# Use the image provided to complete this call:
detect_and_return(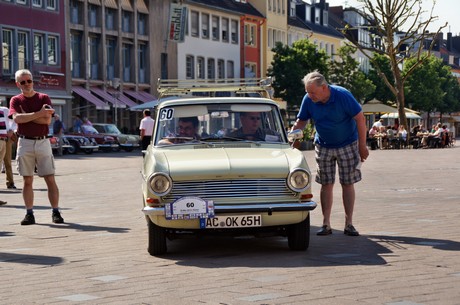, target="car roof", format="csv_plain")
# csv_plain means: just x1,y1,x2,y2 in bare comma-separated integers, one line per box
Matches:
157,97,278,108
